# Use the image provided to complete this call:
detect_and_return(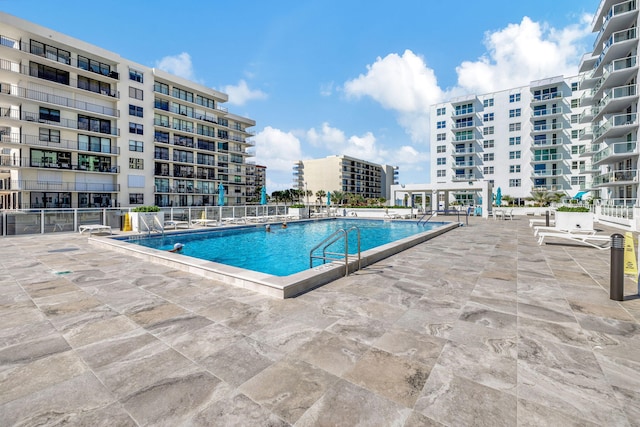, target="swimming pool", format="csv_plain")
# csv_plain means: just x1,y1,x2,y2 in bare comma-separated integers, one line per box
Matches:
93,218,458,298
125,219,447,276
